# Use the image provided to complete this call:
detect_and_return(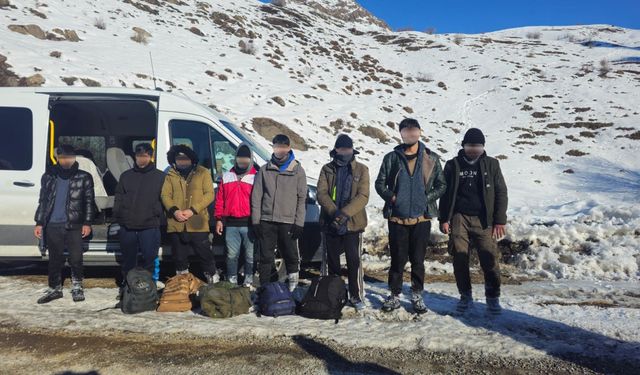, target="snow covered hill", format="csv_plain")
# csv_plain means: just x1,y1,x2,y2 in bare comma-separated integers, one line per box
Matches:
1,0,639,280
